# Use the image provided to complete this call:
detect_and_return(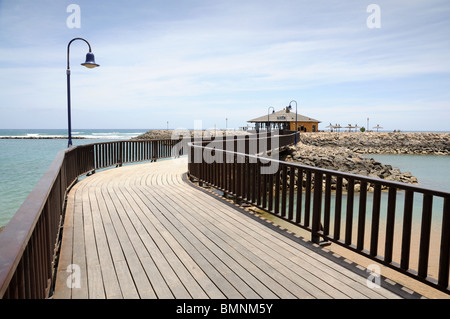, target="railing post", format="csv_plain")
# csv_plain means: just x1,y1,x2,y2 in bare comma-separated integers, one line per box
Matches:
370,184,381,257
357,181,368,251
438,197,450,289
295,168,303,224
401,190,414,270
384,187,397,264
311,172,323,244
345,178,355,245
418,194,433,278
118,141,123,167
